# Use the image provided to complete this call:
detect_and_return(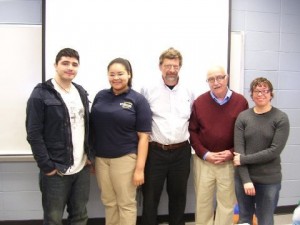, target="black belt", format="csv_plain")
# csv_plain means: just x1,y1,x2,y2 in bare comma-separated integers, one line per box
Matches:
150,141,189,150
